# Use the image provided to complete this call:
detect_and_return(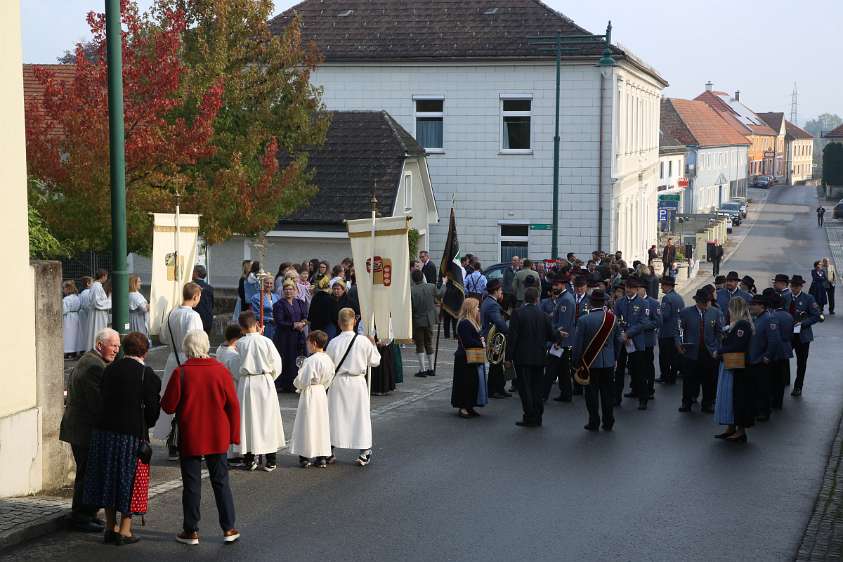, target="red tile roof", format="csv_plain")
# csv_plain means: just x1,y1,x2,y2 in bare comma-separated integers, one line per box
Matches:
823,123,843,139
23,64,76,139
695,90,777,137
661,98,750,148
